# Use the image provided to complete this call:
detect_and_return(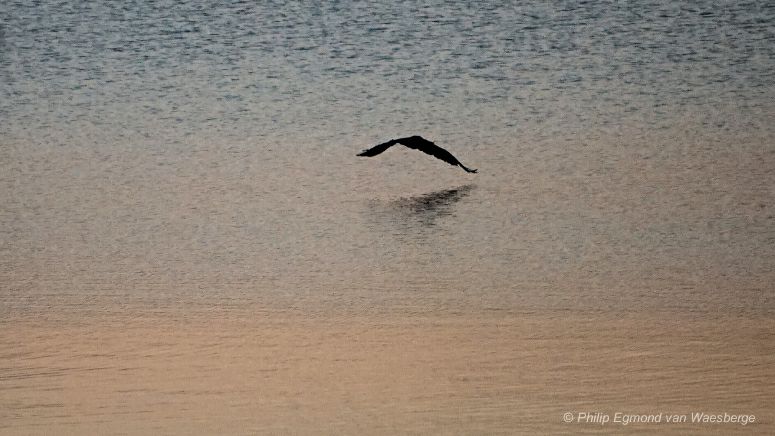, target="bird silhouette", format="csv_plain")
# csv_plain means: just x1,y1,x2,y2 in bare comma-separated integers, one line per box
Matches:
357,135,477,173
